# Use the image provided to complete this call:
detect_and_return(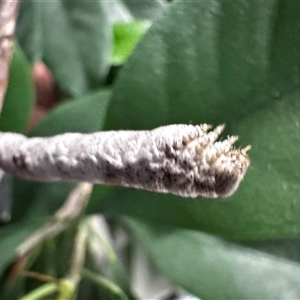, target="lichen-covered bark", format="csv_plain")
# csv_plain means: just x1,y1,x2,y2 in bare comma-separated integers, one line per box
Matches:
0,124,250,198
